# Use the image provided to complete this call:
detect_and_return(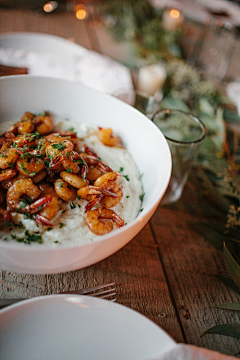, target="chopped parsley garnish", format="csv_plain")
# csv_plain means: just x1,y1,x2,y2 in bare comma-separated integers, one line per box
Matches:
70,202,76,209
11,142,18,148
20,200,27,208
26,196,33,204
119,167,124,172
80,158,87,166
59,223,65,228
77,195,81,200
11,230,42,244
13,221,25,229
29,131,40,140
140,208,144,212
23,211,34,220
51,142,66,151
29,171,36,177
24,231,42,244
20,163,29,173
126,196,129,198
139,193,145,202
66,168,73,173
47,227,53,231
123,174,130,181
